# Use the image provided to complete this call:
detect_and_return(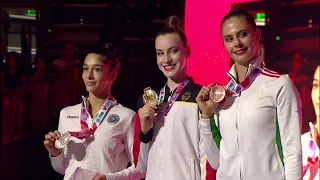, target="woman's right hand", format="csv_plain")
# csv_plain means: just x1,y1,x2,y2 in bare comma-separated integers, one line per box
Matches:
138,103,158,134
44,130,62,157
196,85,216,119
